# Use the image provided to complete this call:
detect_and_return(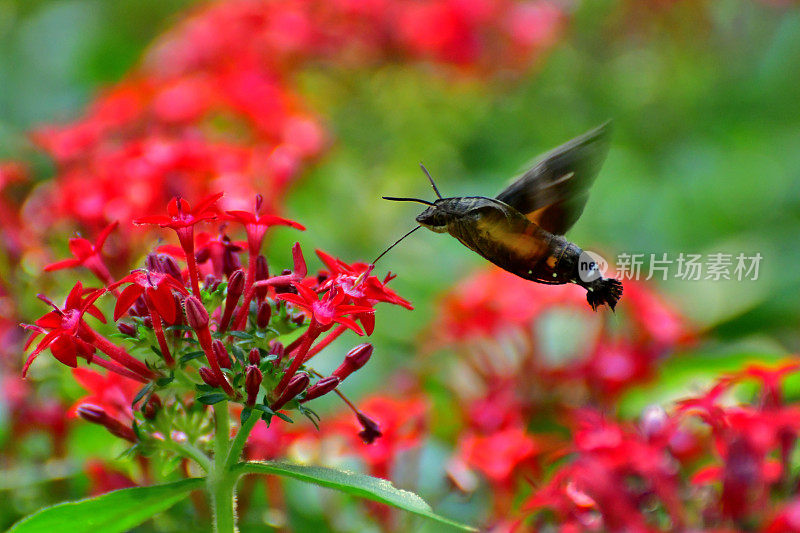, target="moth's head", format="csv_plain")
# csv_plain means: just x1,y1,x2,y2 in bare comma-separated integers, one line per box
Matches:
384,163,450,232
415,202,449,233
